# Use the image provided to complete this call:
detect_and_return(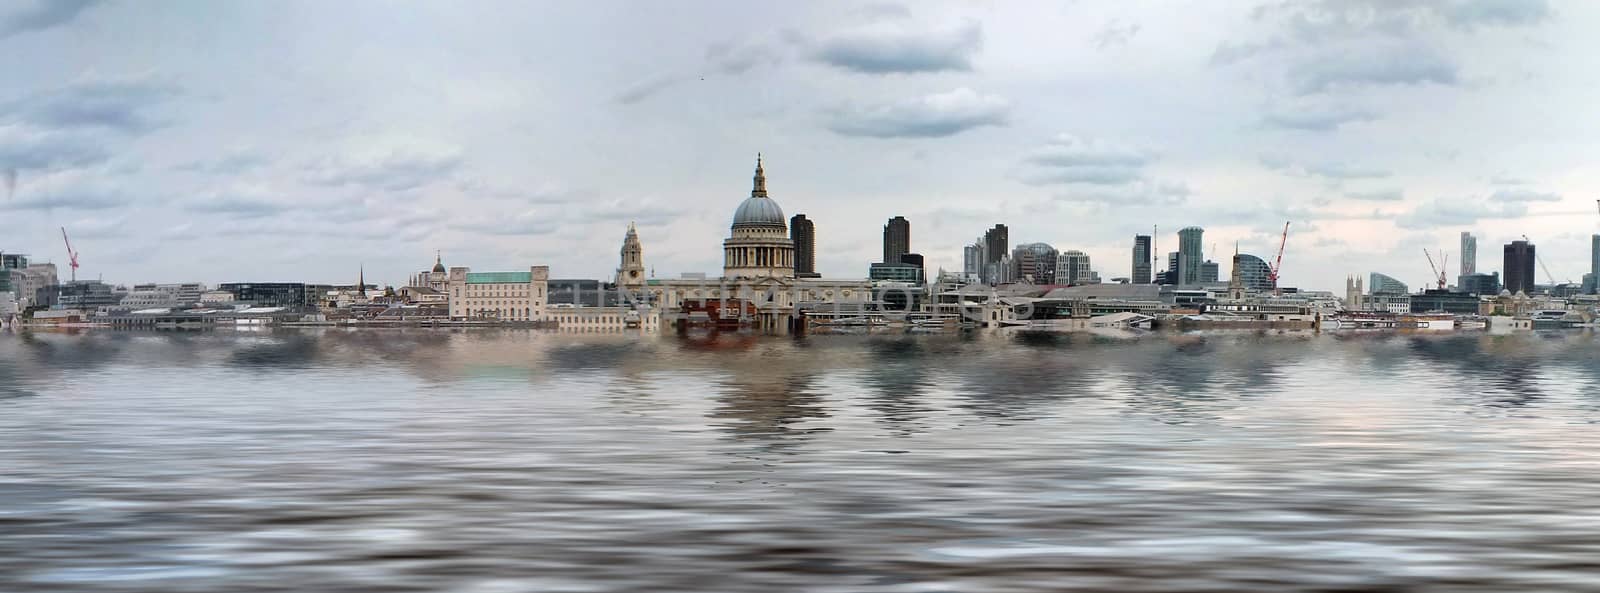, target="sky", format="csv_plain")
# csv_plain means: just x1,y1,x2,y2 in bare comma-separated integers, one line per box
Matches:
2,0,1597,292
